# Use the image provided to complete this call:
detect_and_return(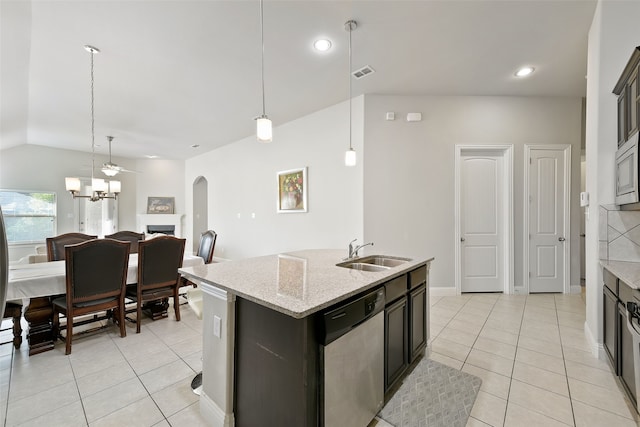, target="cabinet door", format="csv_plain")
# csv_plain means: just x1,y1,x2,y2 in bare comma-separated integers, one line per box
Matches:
385,297,408,392
409,284,427,362
603,285,618,373
629,74,638,140
618,303,637,403
619,91,627,147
